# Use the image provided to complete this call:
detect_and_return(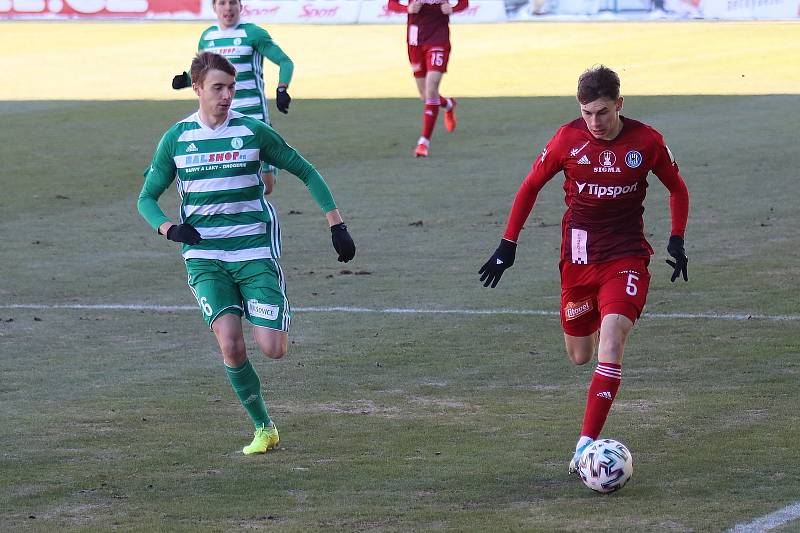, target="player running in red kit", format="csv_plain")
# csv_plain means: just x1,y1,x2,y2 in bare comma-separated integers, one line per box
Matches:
387,0,469,157
478,65,690,474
